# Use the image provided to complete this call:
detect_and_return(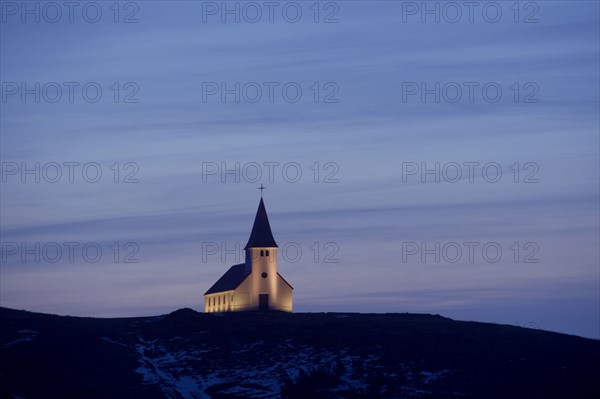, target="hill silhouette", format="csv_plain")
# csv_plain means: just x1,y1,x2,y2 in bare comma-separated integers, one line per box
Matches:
1,307,598,398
